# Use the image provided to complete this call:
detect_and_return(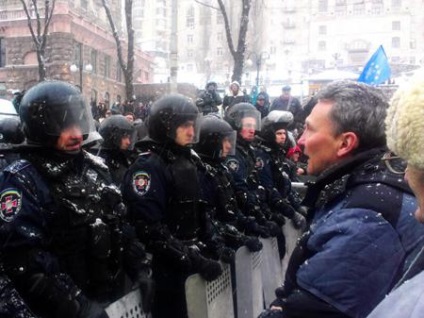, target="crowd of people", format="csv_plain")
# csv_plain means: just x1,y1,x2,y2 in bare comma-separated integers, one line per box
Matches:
0,76,424,318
